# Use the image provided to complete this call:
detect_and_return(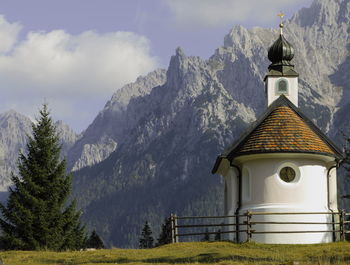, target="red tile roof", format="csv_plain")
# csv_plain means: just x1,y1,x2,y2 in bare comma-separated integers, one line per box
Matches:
234,105,335,156
212,94,343,174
